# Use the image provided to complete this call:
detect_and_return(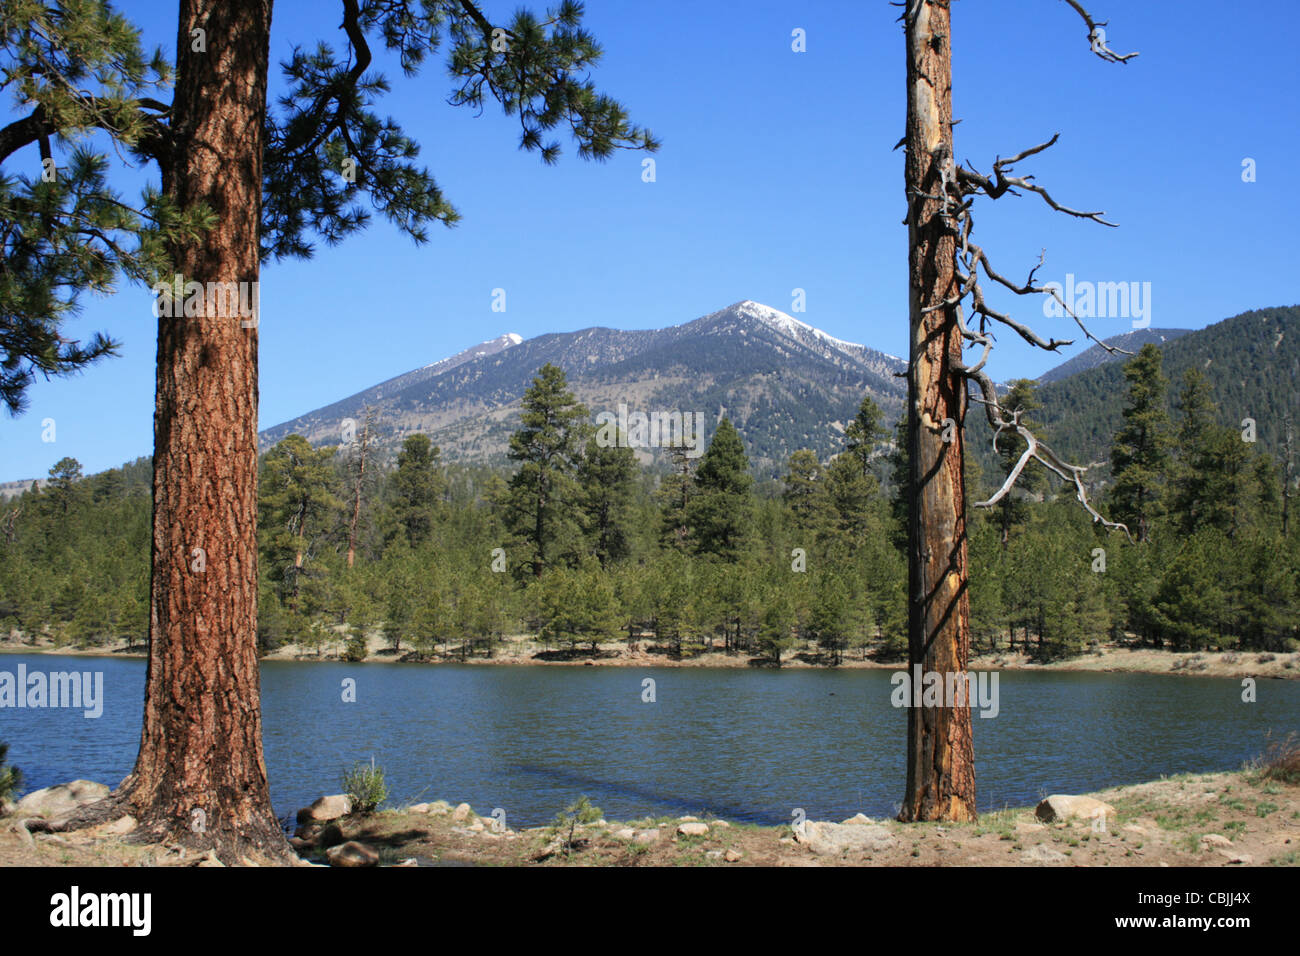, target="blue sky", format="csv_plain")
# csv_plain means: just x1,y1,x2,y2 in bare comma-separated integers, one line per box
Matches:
3,0,1297,481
